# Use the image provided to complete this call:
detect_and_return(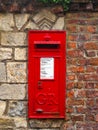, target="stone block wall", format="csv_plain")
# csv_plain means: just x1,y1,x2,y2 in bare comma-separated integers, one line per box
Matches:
0,10,98,130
